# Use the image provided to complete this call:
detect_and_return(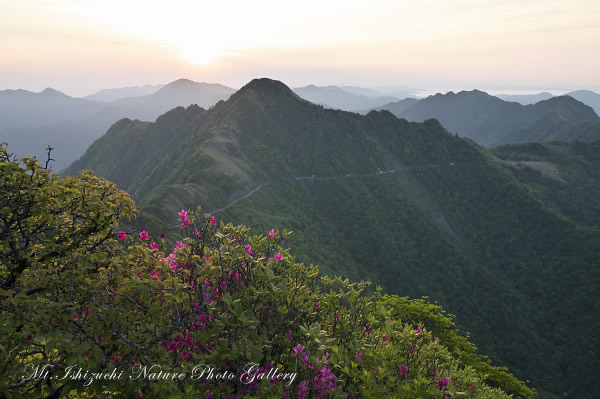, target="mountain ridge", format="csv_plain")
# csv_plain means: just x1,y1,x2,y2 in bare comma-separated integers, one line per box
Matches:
1,79,235,170
84,83,164,101
375,90,600,146
293,84,405,111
